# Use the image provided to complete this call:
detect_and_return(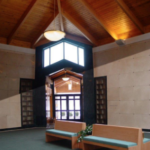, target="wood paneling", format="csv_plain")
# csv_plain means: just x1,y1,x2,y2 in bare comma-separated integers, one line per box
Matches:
78,0,118,40
54,76,80,87
86,0,142,39
62,0,112,40
116,0,144,33
31,13,58,47
7,0,38,44
0,0,33,38
50,69,83,80
0,0,150,48
13,0,55,42
125,0,150,26
62,10,98,45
